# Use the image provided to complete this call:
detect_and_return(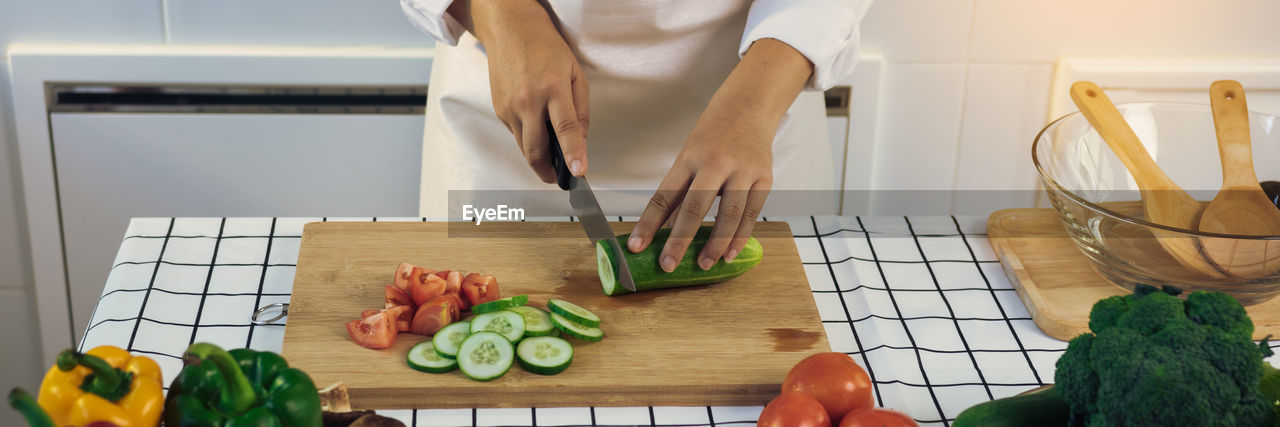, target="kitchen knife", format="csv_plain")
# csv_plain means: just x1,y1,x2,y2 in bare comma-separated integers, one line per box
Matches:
547,121,637,292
